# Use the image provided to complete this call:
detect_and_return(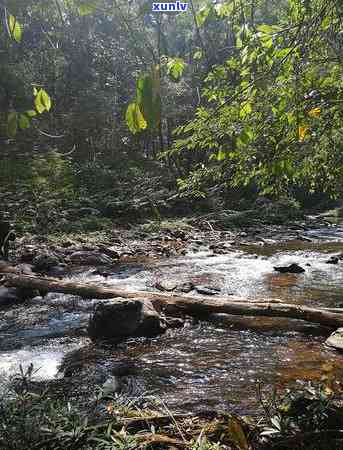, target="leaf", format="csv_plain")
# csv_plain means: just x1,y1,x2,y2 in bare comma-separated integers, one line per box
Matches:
136,72,161,129
7,112,18,138
19,114,30,130
8,15,22,43
77,1,99,16
193,50,203,60
26,110,37,118
216,149,226,161
257,24,280,34
308,107,321,118
196,6,210,26
167,58,186,82
215,2,234,17
35,89,52,114
299,125,310,142
240,102,252,119
227,417,249,450
126,102,147,134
